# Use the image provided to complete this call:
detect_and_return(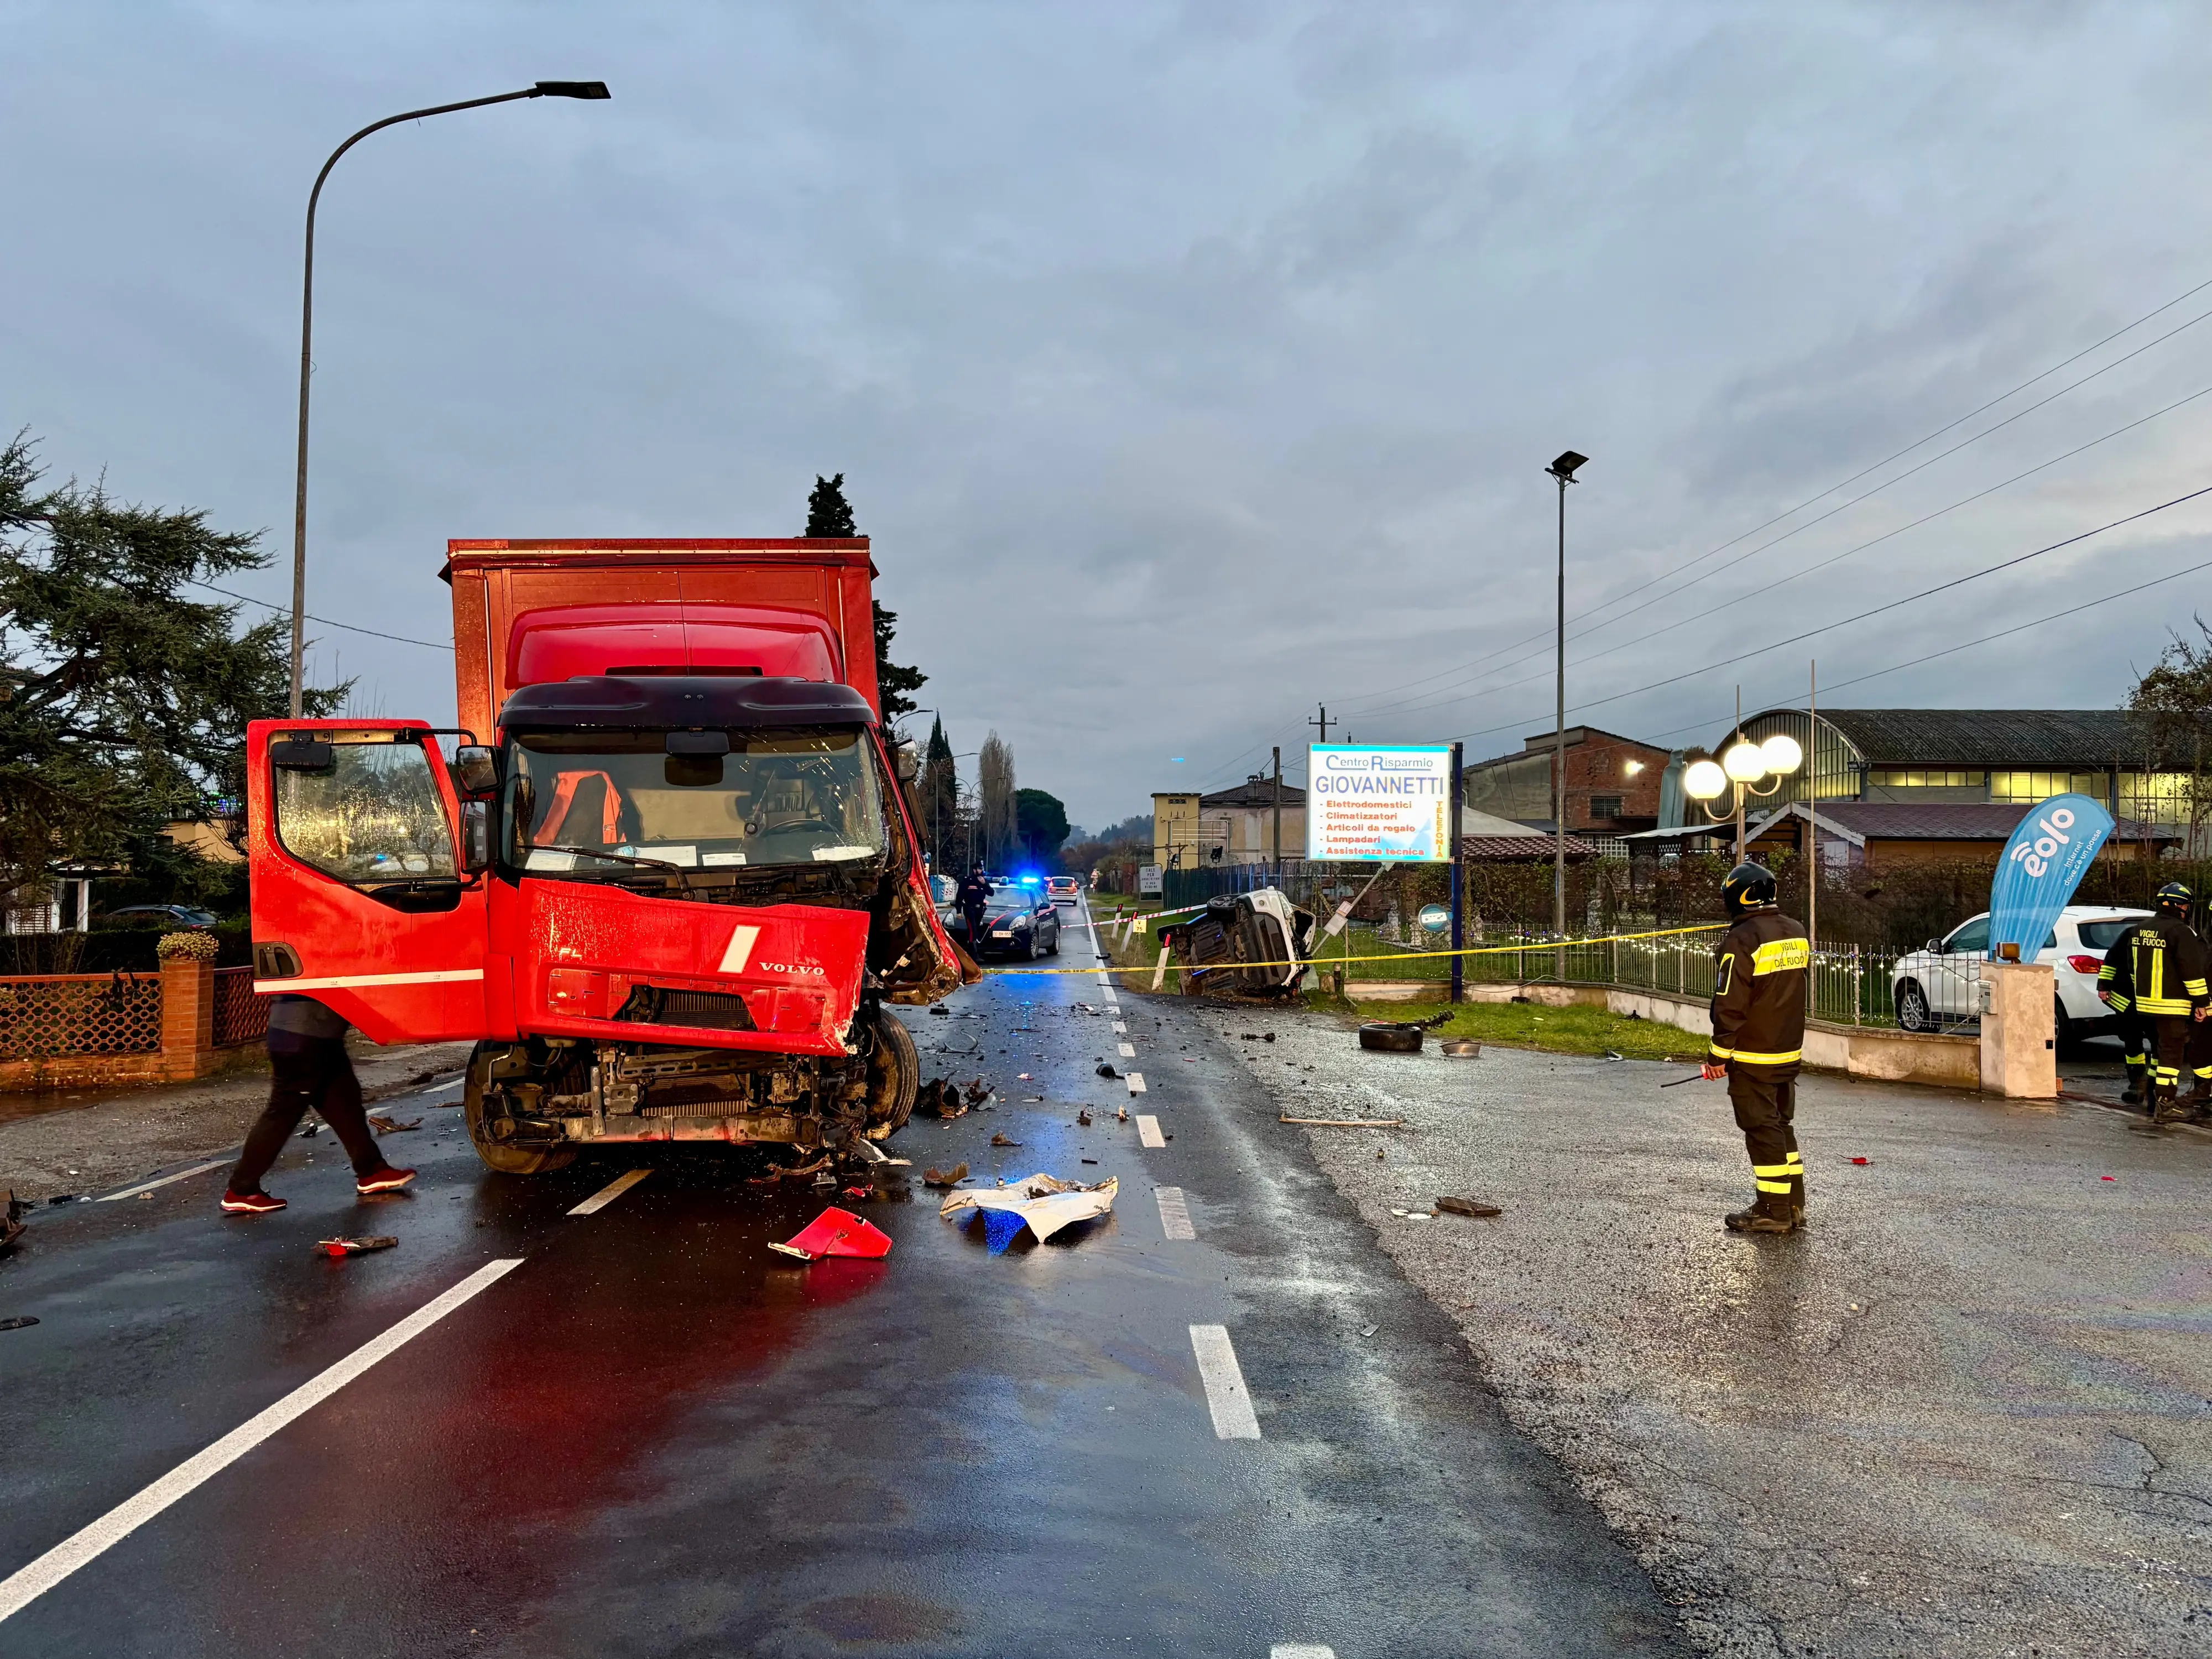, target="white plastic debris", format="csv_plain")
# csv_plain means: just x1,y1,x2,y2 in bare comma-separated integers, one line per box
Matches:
938,1171,1118,1244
